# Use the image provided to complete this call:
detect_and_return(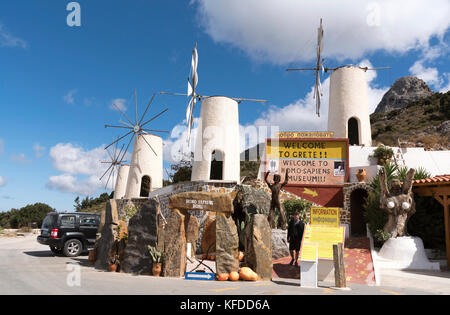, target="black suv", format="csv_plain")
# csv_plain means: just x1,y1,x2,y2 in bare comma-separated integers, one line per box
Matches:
37,212,100,257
